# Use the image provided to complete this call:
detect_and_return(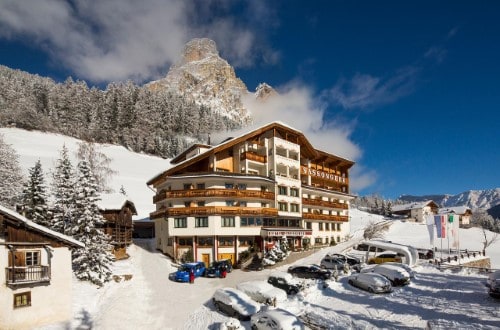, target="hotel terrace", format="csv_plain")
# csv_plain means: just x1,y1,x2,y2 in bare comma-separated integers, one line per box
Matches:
147,122,355,266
